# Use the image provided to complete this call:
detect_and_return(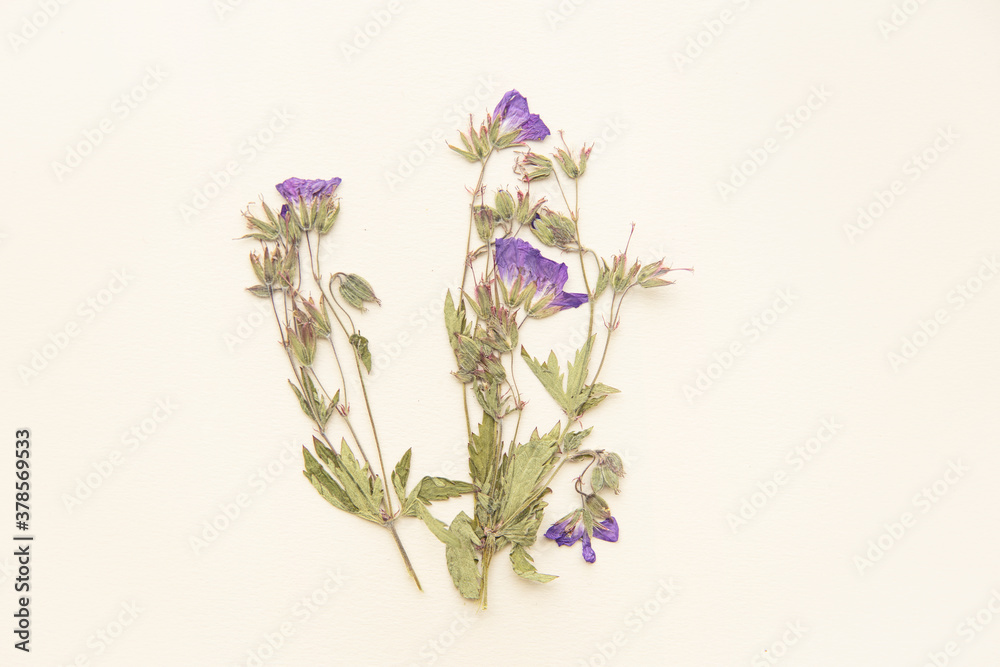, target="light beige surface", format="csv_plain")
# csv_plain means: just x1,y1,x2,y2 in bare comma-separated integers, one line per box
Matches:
4,1,1000,665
